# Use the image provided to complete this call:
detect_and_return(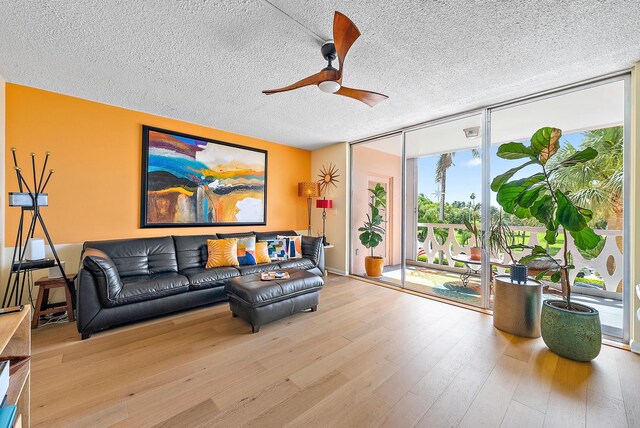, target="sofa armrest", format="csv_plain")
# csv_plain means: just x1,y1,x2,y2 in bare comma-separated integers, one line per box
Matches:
81,248,124,307
76,269,103,336
302,236,324,274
